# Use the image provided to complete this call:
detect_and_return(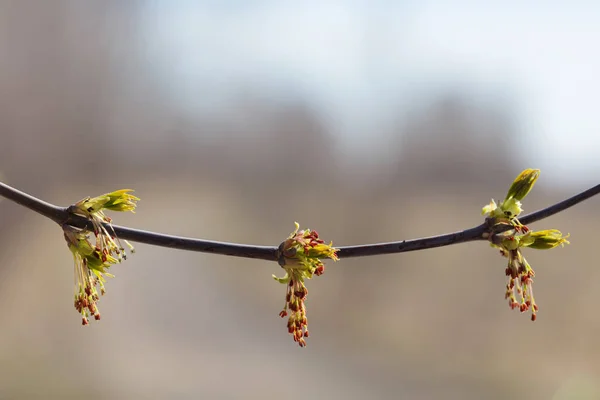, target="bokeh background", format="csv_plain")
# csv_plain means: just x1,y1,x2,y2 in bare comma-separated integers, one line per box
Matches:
1,1,600,399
